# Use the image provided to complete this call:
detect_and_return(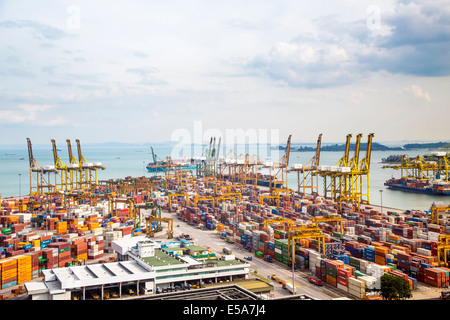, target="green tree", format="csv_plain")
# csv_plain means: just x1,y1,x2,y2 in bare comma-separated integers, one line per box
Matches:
380,274,412,300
